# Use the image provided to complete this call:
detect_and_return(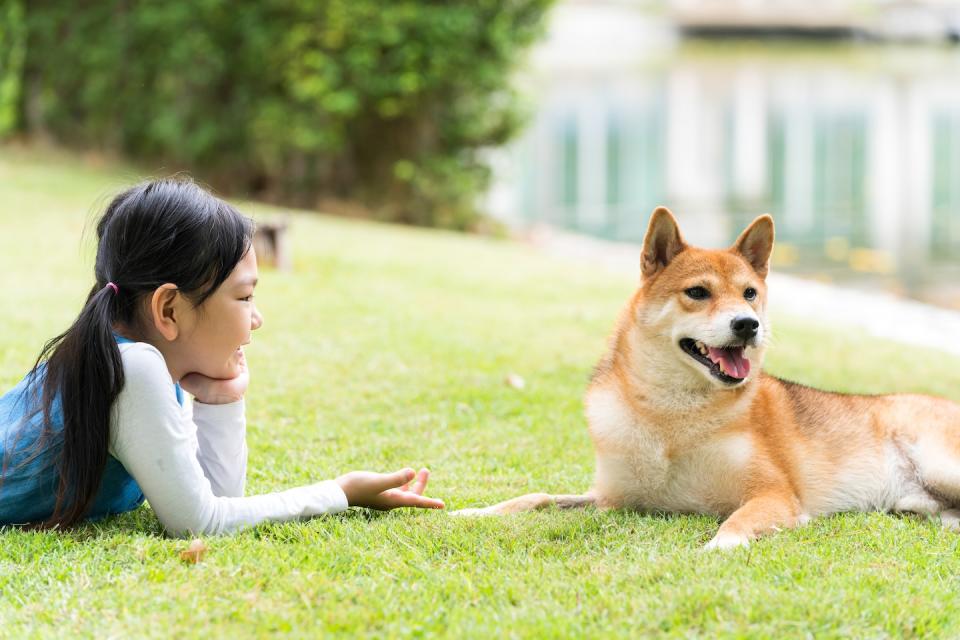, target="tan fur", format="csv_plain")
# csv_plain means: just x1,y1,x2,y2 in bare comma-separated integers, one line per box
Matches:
454,207,960,550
